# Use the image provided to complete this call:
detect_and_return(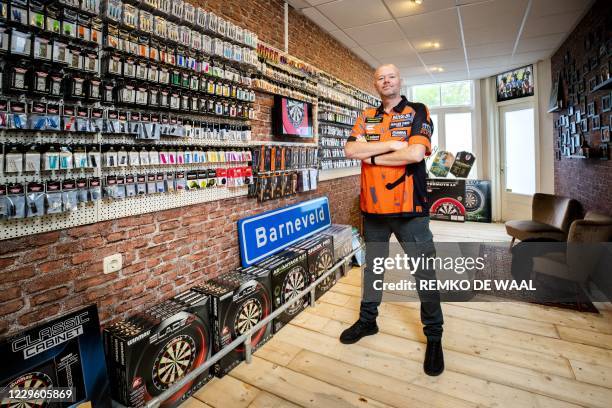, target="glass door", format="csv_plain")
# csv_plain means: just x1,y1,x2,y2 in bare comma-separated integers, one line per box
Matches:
499,104,536,221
